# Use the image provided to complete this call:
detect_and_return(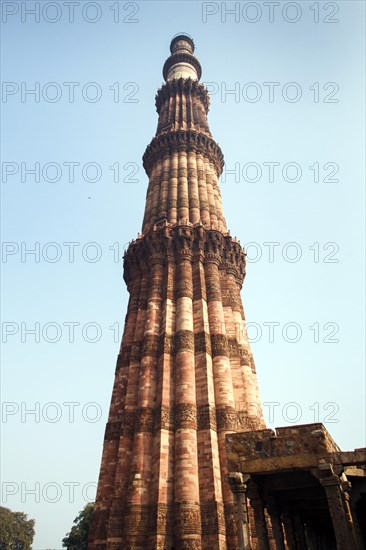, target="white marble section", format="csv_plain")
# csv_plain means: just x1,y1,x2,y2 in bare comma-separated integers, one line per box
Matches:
167,62,198,81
